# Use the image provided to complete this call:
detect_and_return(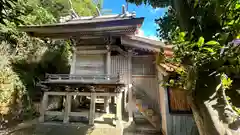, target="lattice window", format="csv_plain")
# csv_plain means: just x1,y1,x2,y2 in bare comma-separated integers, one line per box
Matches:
132,56,156,75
